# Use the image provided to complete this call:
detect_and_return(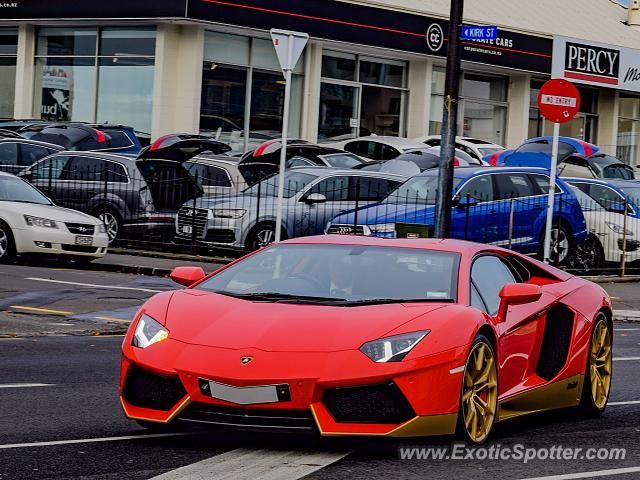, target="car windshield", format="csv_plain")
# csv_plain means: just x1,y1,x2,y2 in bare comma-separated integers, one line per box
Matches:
322,153,364,168
384,175,461,204
196,244,460,303
569,186,605,211
618,187,640,208
0,175,52,205
242,172,317,198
